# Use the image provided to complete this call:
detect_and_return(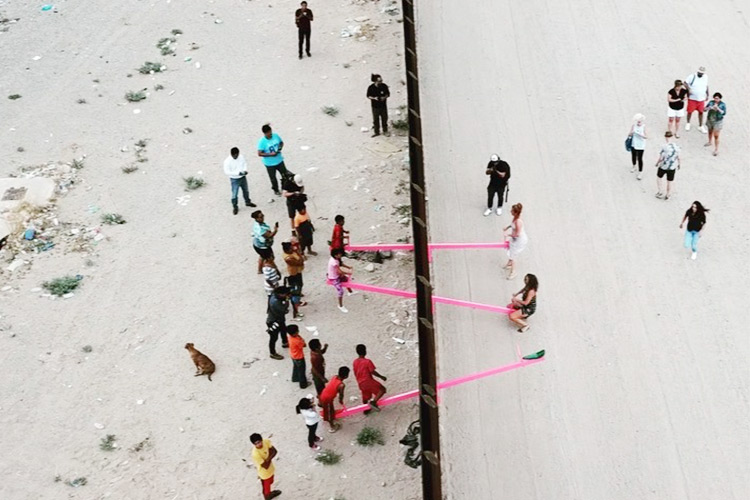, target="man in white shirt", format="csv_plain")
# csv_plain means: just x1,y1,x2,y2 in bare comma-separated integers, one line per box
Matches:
223,147,256,215
684,66,709,133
